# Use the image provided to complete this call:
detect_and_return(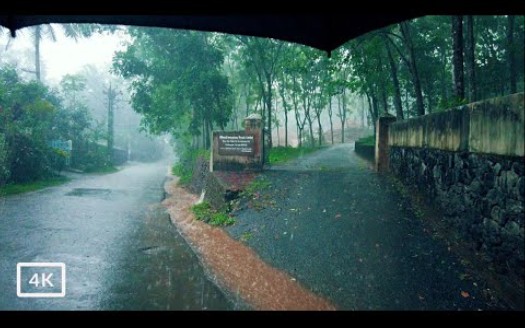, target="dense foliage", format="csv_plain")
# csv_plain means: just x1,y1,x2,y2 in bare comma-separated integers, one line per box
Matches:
113,15,524,155
2,16,523,185
0,67,108,184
